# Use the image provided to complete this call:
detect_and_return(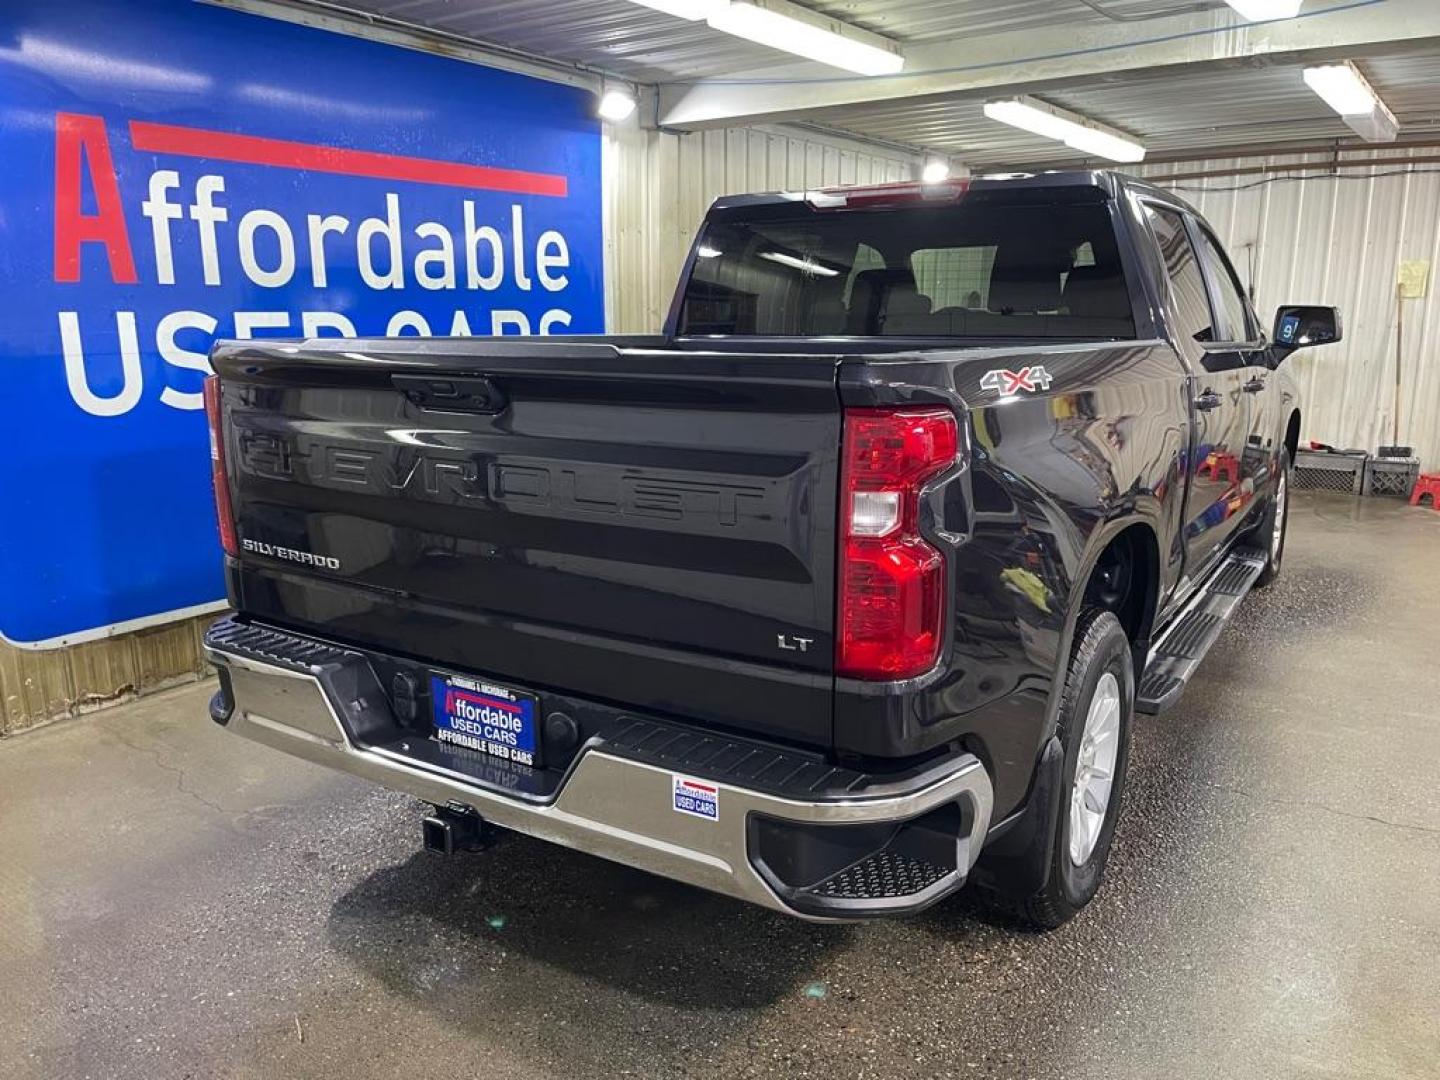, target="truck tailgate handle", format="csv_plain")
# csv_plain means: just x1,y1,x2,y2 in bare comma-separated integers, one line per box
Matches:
393,374,507,414
1195,389,1223,412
